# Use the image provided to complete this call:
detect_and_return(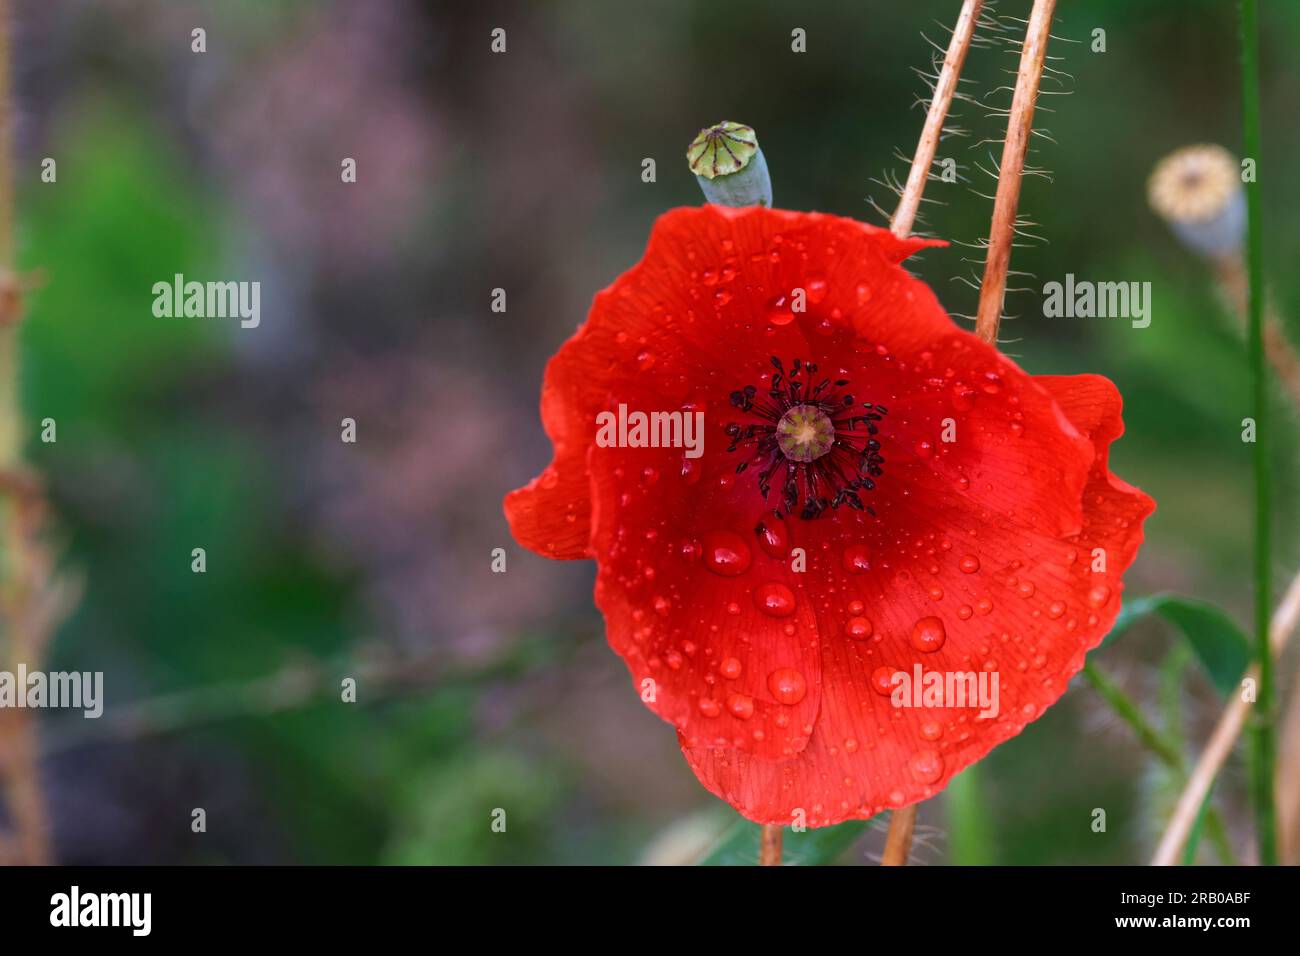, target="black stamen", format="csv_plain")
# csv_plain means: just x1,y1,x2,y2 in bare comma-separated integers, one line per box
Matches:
723,357,888,521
